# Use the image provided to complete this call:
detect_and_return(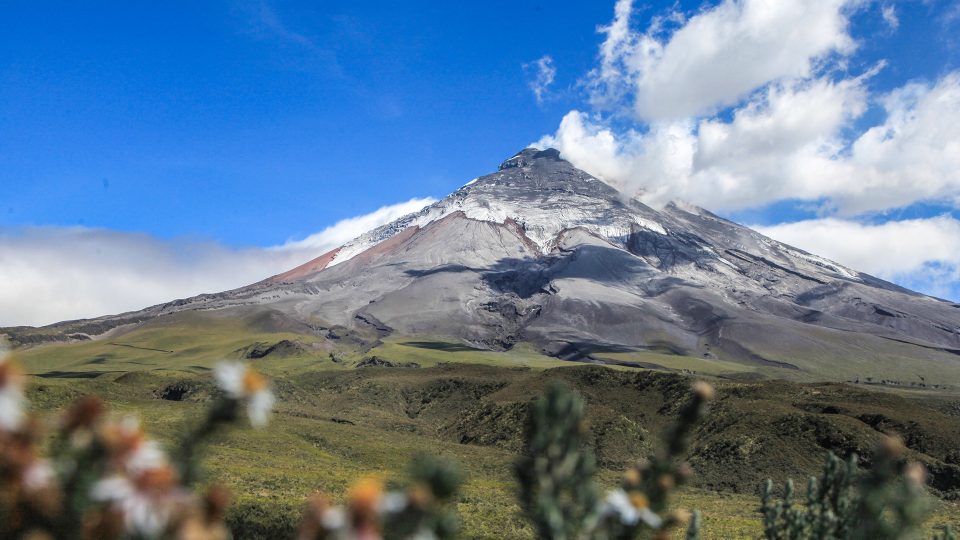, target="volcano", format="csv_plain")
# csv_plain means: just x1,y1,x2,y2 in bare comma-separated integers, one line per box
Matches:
8,148,960,383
